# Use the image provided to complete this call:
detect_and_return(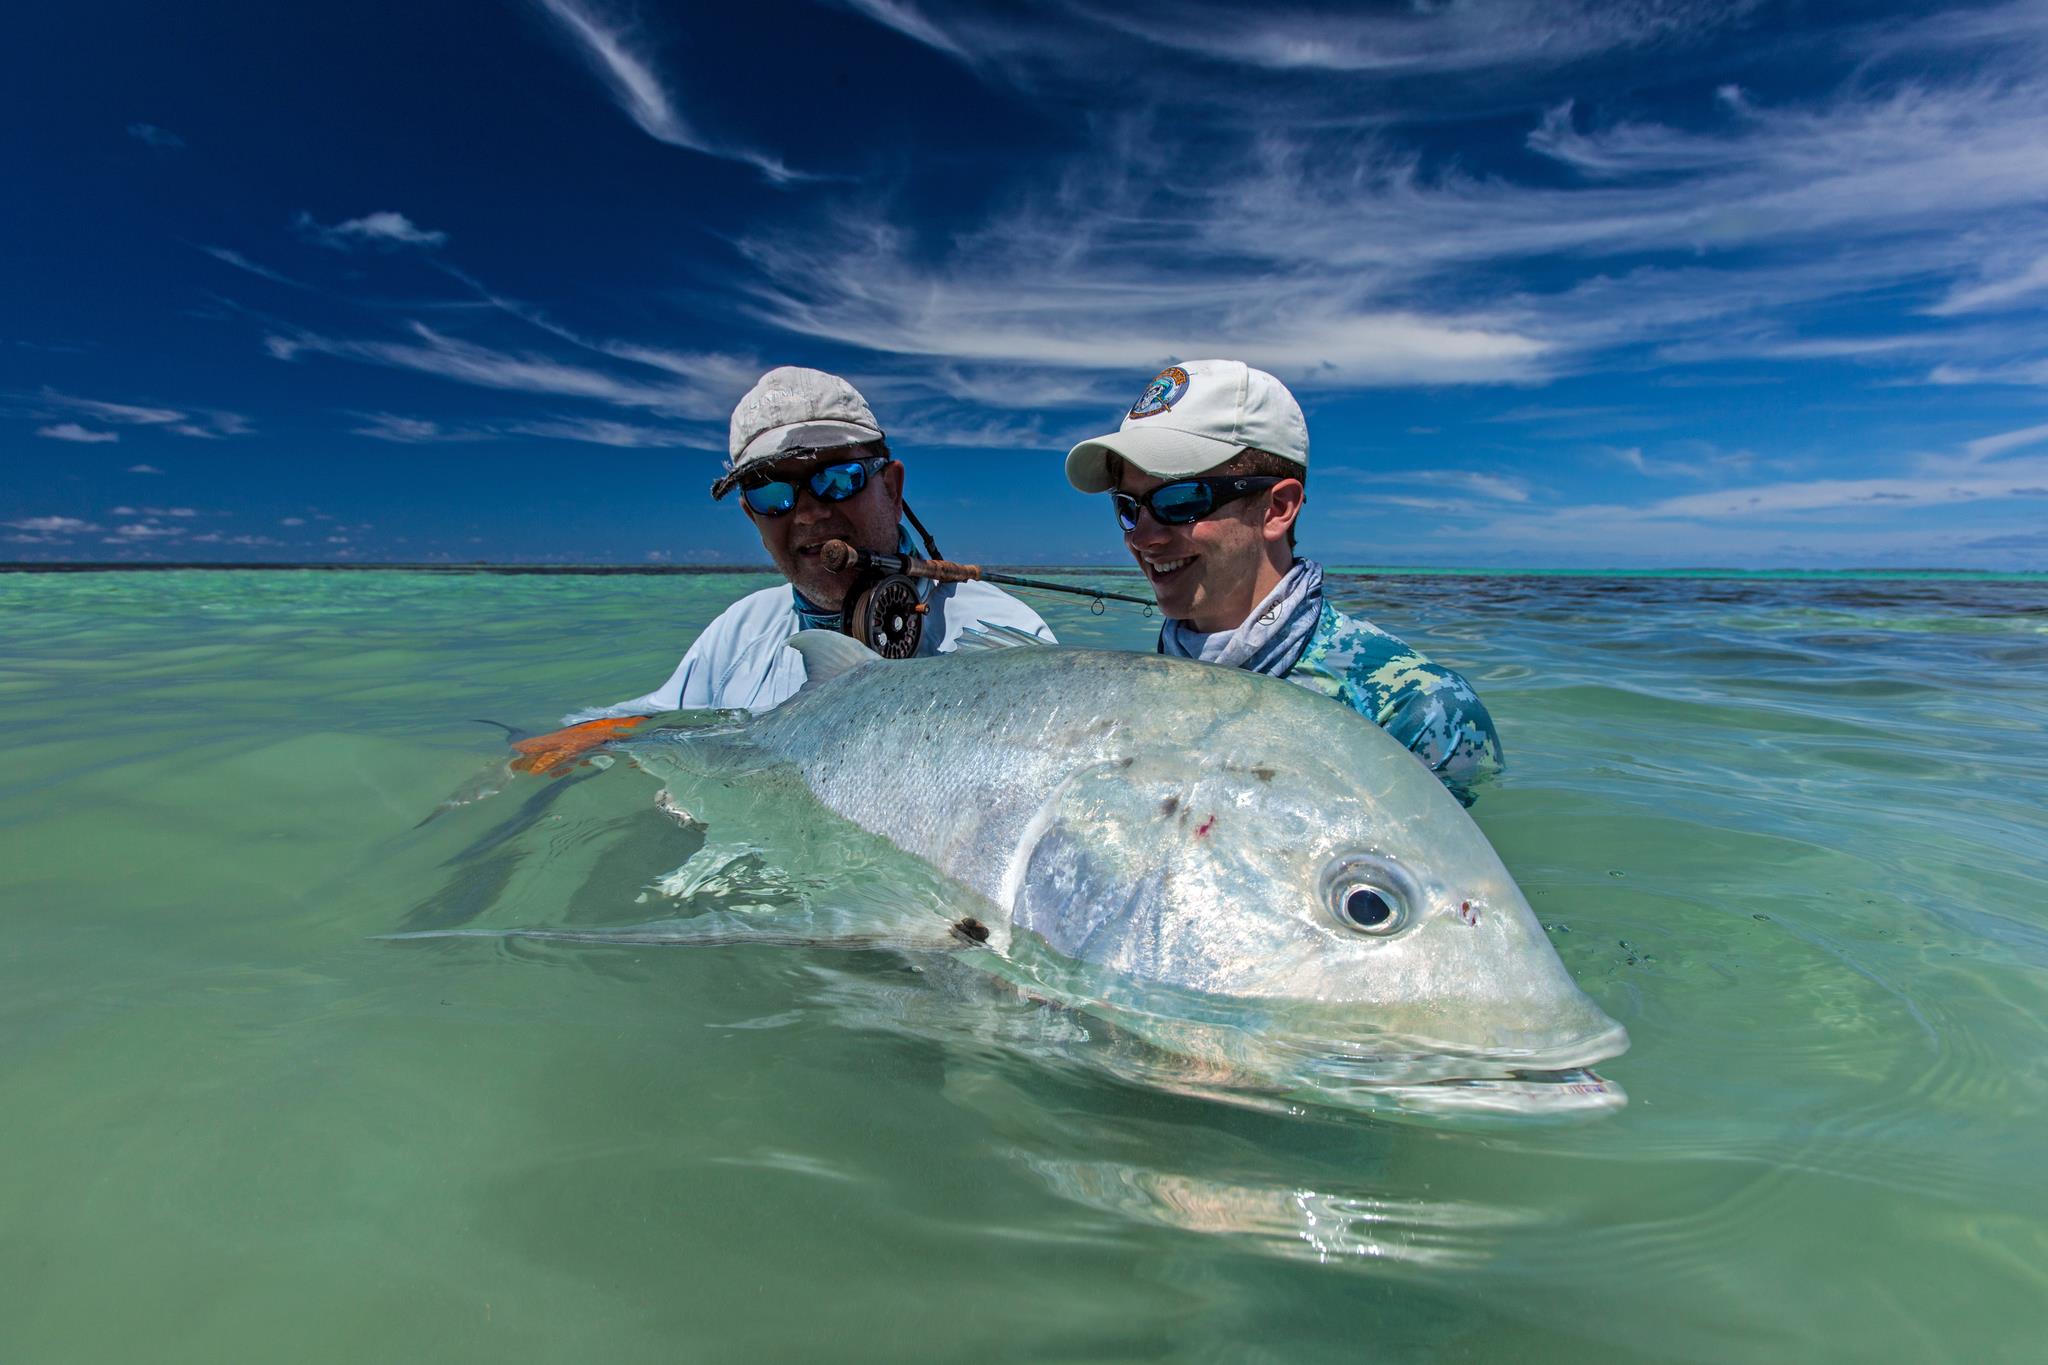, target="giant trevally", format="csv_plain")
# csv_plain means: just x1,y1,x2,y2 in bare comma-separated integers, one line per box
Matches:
394,632,1628,1118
